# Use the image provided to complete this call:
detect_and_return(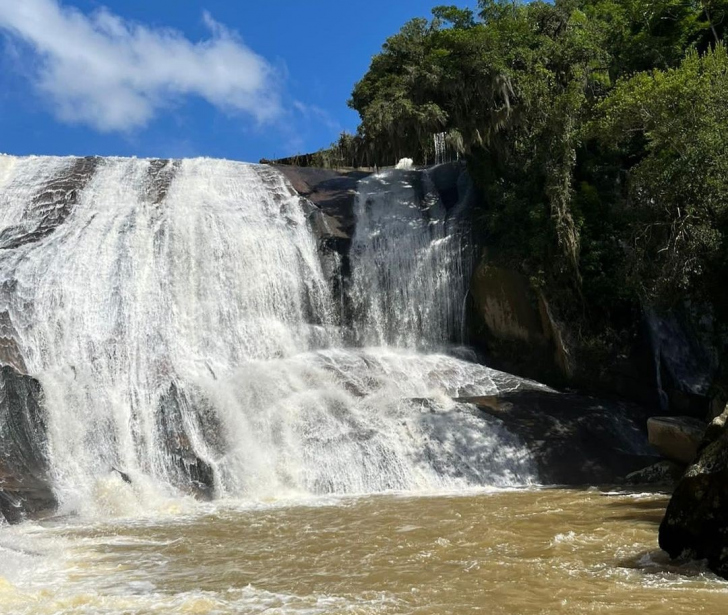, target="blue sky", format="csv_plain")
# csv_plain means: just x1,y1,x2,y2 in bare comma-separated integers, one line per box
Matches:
0,0,476,163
